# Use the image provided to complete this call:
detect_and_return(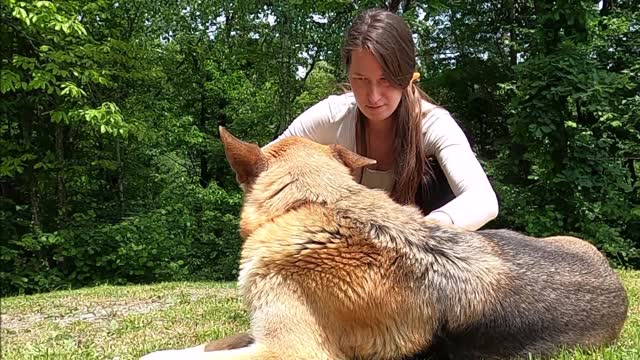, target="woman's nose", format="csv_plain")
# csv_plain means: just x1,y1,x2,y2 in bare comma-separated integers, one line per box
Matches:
367,81,382,103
